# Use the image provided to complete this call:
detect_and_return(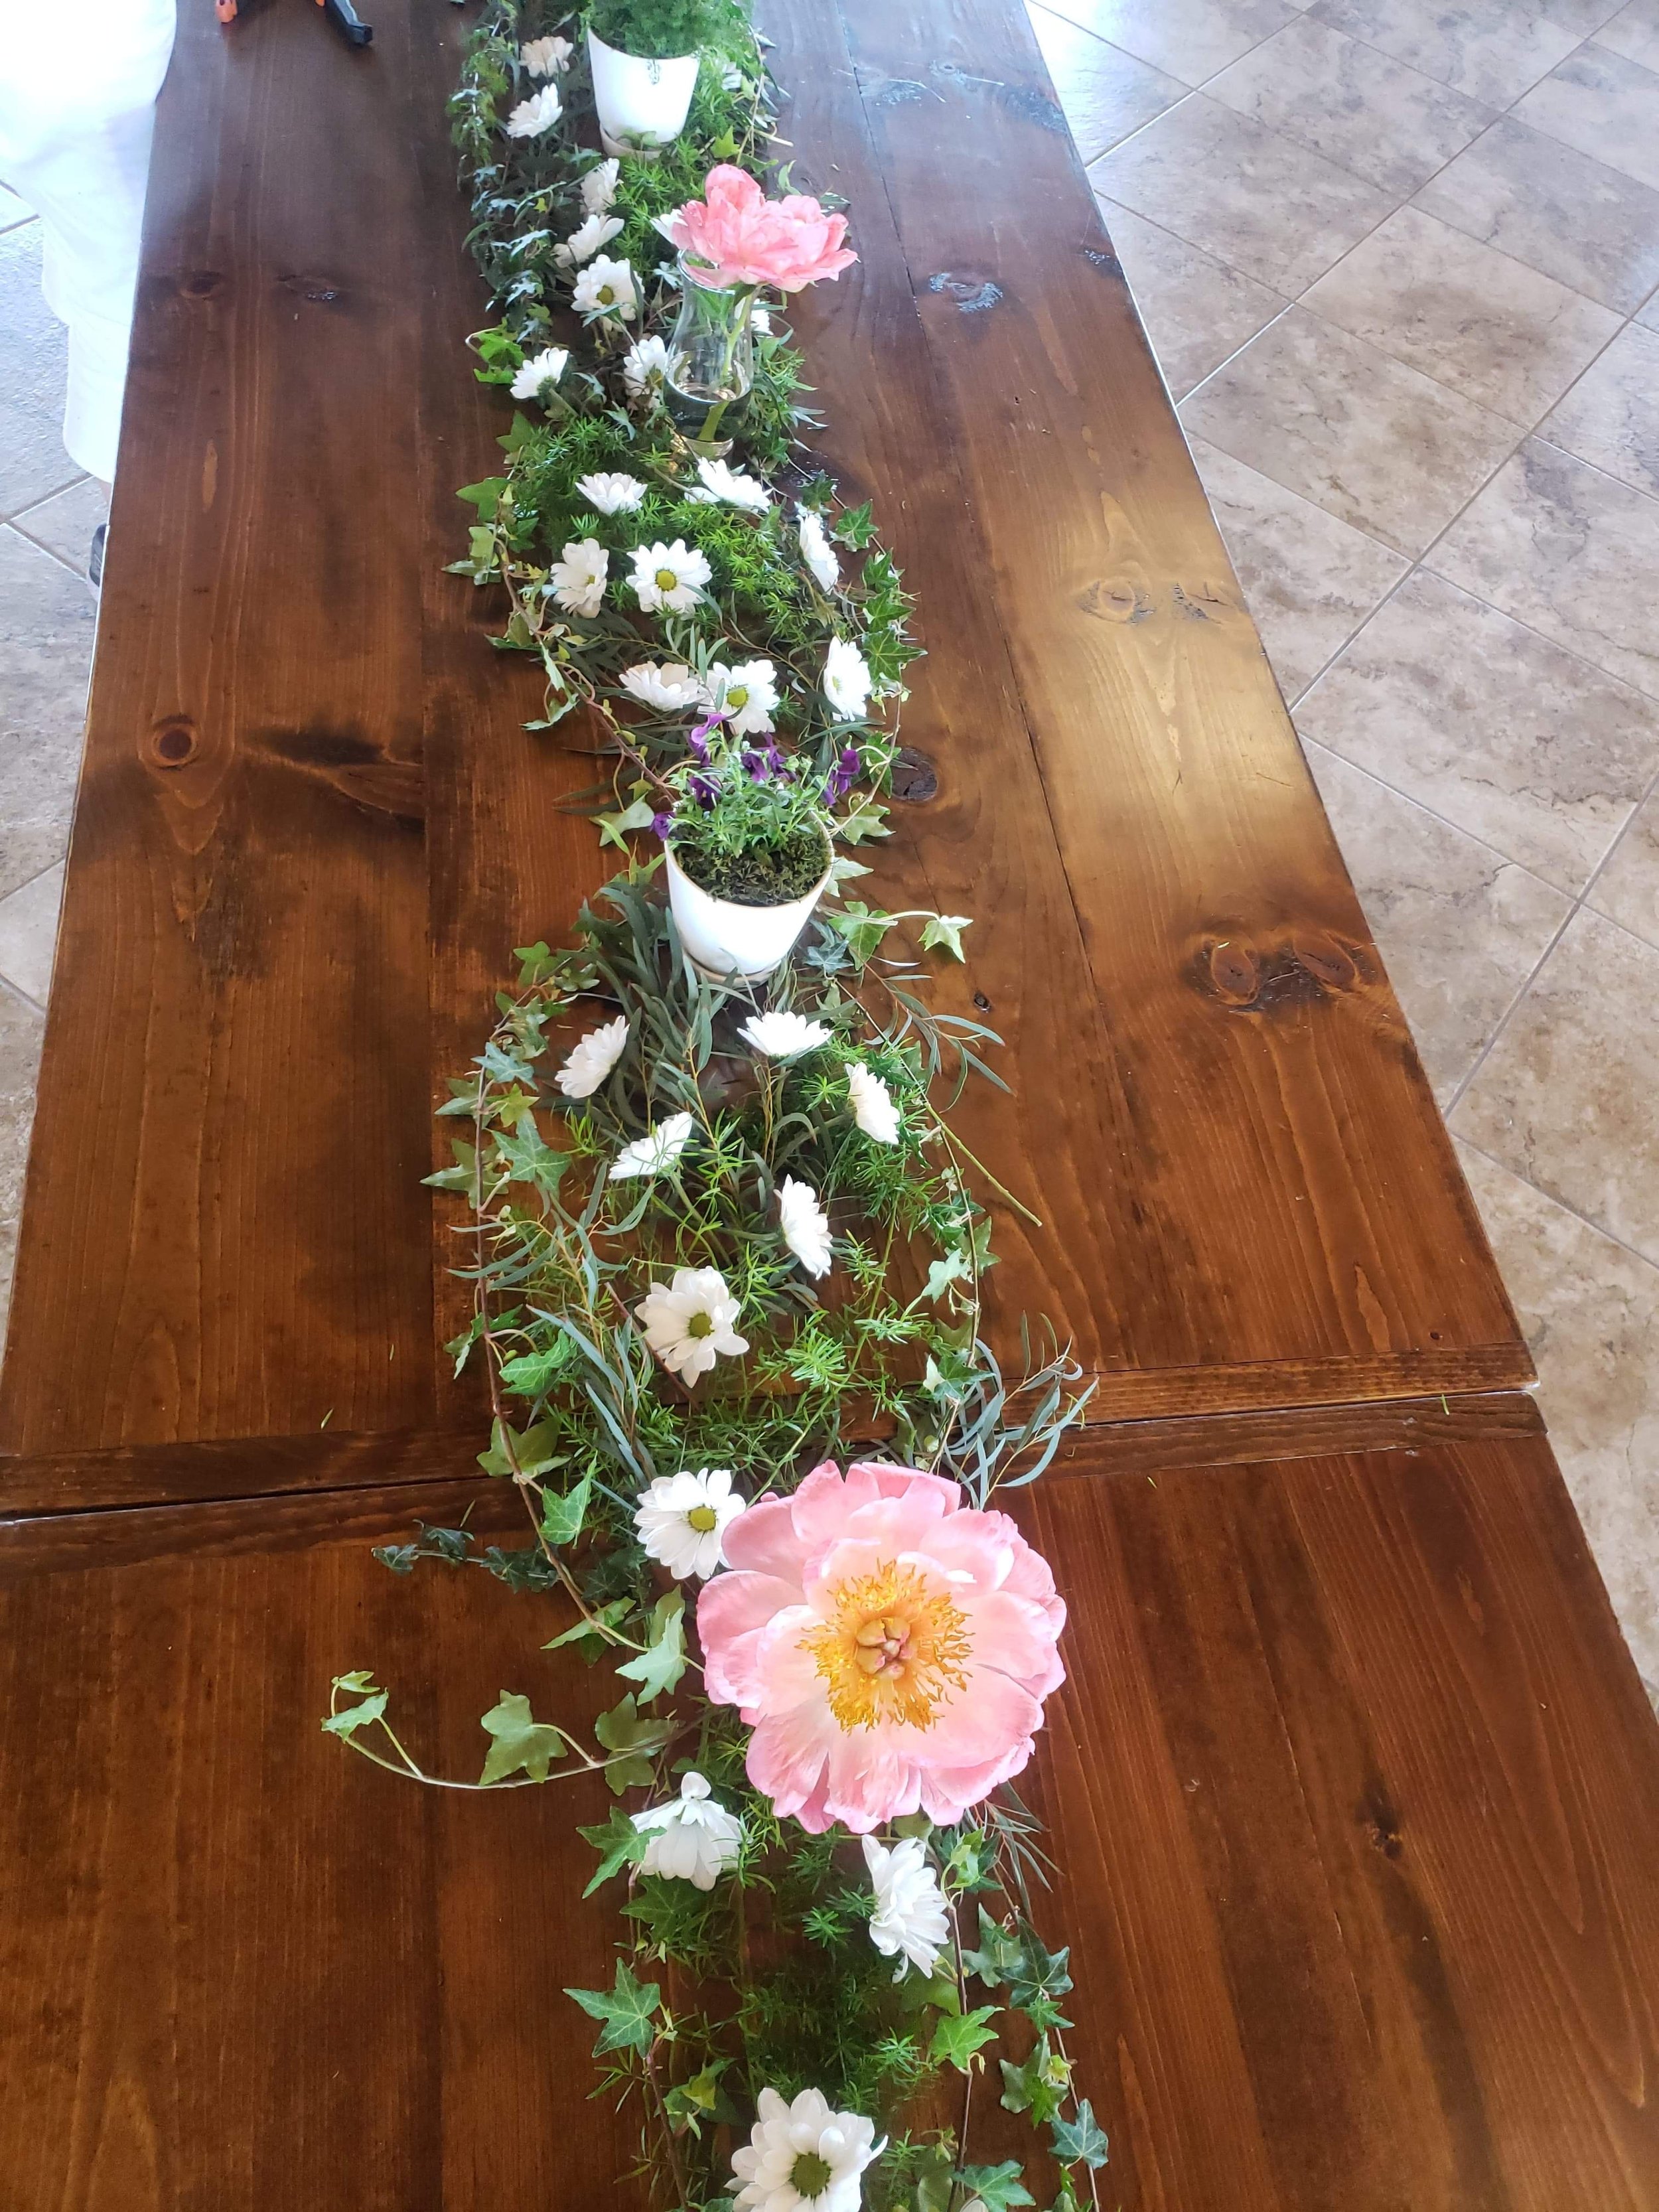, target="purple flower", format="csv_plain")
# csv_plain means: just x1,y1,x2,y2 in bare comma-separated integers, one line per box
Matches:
824,743,862,805
652,810,674,840
688,773,720,810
